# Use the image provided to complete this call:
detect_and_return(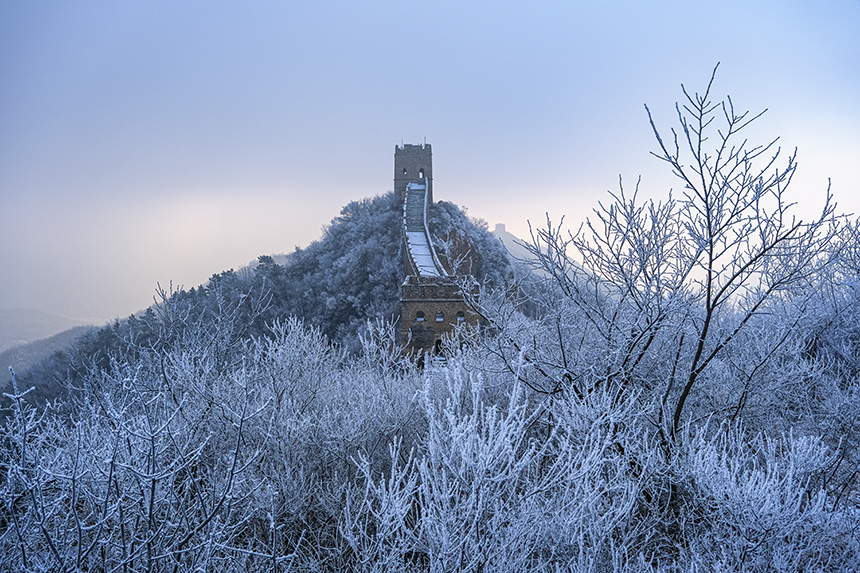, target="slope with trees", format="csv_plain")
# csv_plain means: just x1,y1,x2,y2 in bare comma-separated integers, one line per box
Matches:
2,191,512,407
